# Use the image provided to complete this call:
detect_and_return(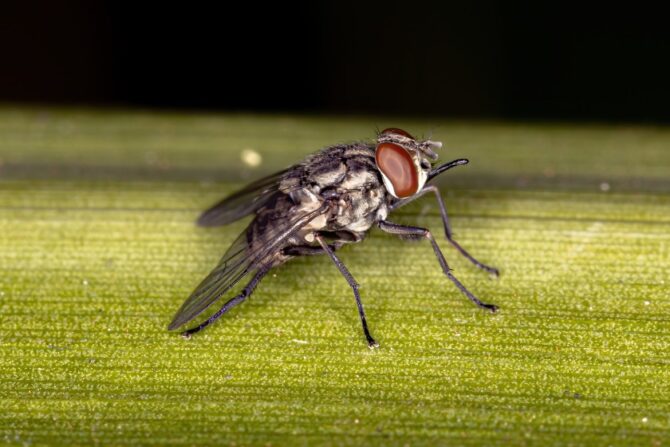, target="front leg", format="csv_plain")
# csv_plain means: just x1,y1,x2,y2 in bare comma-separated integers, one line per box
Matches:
378,220,498,312
391,185,499,276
